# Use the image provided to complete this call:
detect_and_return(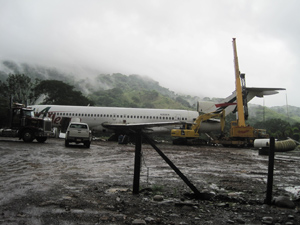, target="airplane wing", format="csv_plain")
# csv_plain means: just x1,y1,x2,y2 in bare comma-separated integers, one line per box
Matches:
102,121,185,131
246,87,286,100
